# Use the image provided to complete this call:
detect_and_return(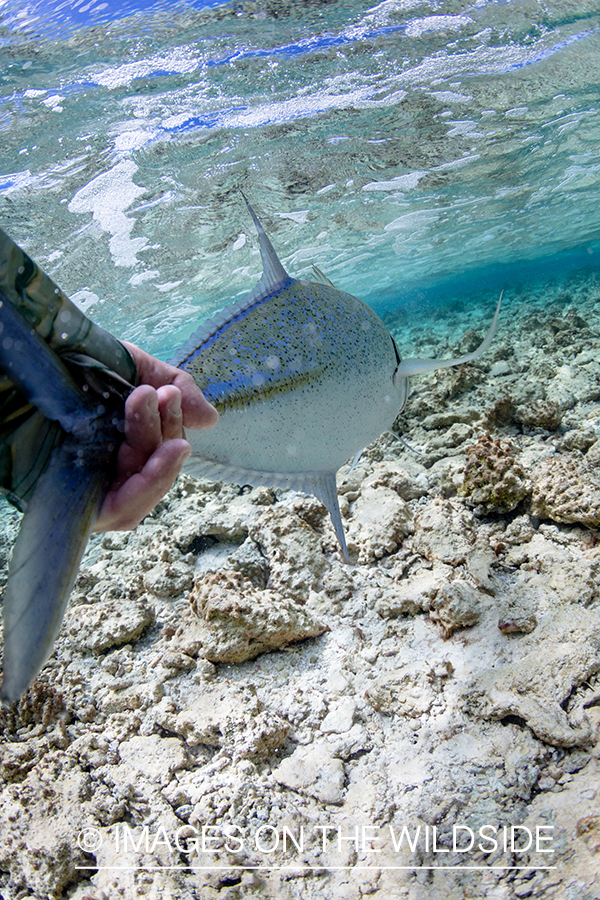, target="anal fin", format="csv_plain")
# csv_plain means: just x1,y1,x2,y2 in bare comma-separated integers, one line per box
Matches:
309,473,349,562
184,456,349,561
